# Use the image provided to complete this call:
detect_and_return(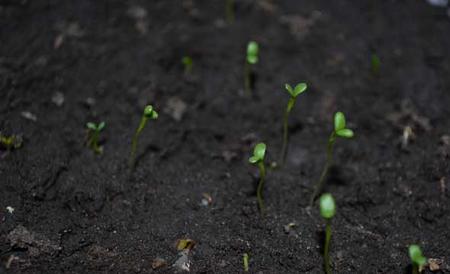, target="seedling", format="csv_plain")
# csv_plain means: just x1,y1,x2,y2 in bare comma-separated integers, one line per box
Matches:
129,105,158,169
181,56,193,74
371,53,381,75
0,132,23,150
86,121,105,154
279,83,307,165
243,253,249,272
244,41,259,94
319,193,336,274
409,245,427,274
225,0,235,23
249,142,266,213
309,112,354,206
